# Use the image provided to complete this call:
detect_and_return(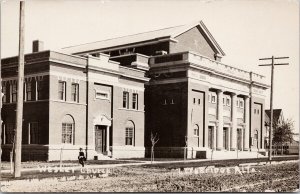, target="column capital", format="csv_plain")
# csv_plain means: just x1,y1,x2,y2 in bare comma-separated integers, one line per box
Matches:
244,95,250,99
216,89,223,94
230,92,237,96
